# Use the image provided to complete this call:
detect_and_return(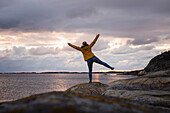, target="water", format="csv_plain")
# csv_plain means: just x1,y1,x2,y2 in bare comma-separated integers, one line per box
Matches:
0,73,135,102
